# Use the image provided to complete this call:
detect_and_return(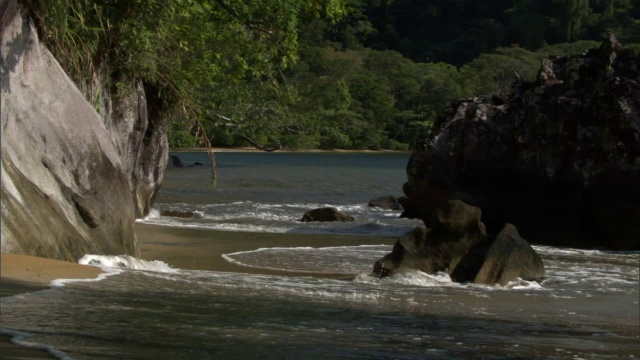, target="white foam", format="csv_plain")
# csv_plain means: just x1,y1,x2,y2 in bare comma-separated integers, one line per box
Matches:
137,208,160,222
49,266,122,288
78,255,179,274
354,269,462,288
222,245,391,273
0,327,72,360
